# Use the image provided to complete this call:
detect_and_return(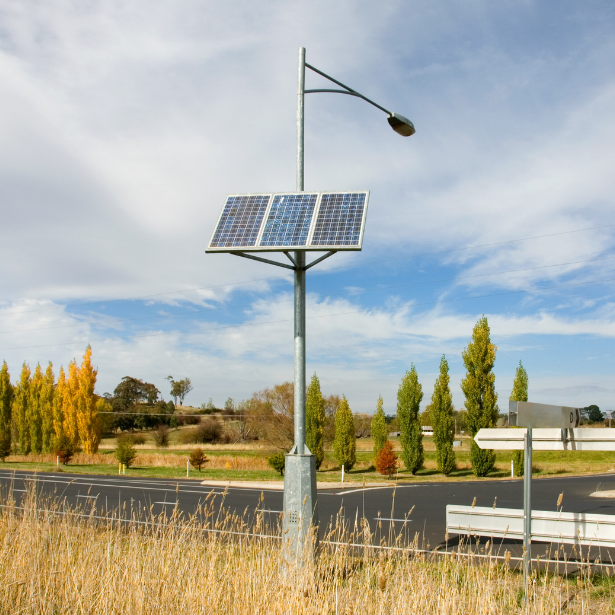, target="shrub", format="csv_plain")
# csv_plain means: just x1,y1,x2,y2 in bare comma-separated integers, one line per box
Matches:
152,425,170,448
376,441,398,478
178,414,201,426
268,451,285,476
169,415,179,429
189,448,208,472
54,434,75,465
128,433,146,446
115,436,137,468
